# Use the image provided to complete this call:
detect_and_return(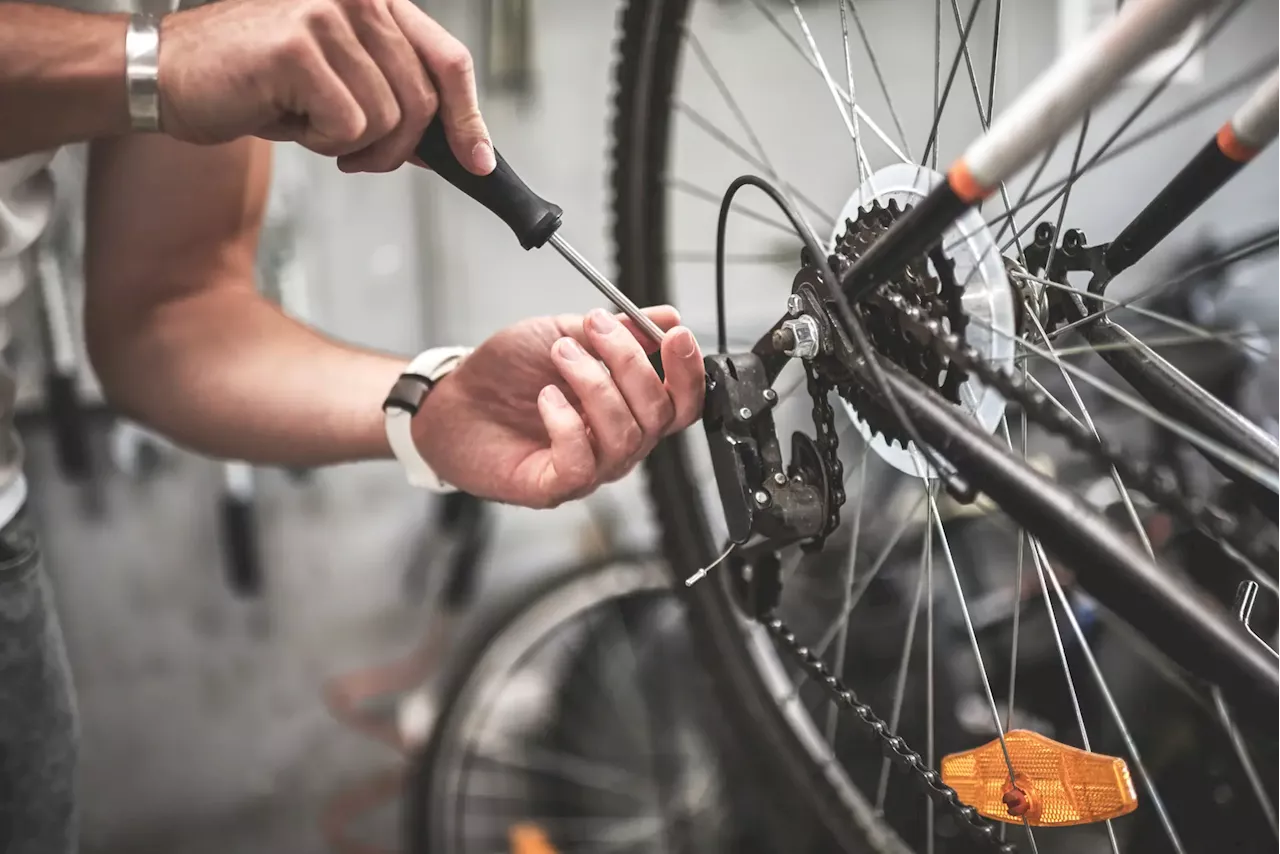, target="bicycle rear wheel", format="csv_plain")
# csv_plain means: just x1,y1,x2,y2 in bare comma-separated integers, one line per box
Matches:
609,1,1278,852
